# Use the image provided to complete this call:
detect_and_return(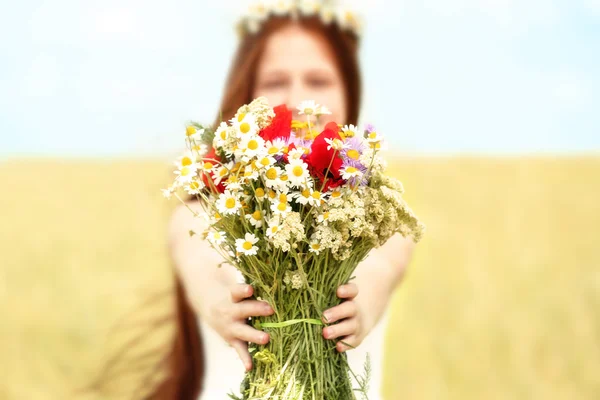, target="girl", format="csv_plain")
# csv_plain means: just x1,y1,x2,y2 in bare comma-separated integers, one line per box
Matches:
153,6,416,400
